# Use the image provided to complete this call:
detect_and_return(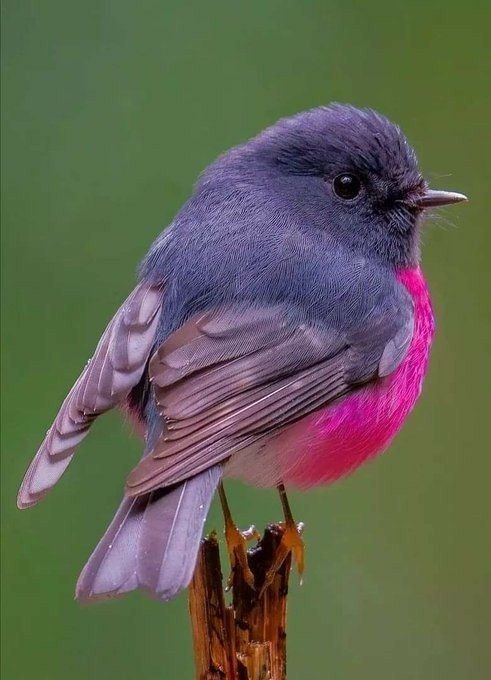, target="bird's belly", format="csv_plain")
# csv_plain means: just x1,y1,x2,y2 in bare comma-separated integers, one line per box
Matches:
226,267,435,489
276,357,429,488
